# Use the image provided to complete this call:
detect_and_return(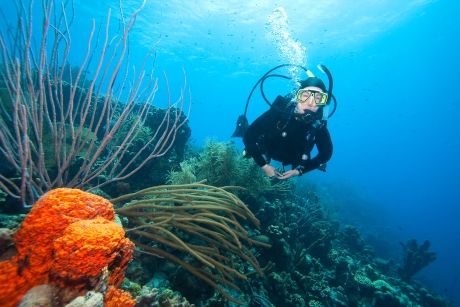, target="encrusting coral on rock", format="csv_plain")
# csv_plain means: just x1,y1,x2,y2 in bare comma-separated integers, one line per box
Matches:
0,188,135,306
